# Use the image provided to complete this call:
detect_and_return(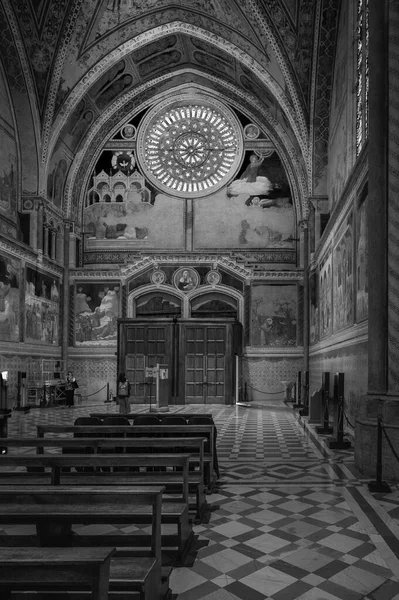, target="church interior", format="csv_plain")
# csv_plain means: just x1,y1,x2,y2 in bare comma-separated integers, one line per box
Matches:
0,0,399,598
